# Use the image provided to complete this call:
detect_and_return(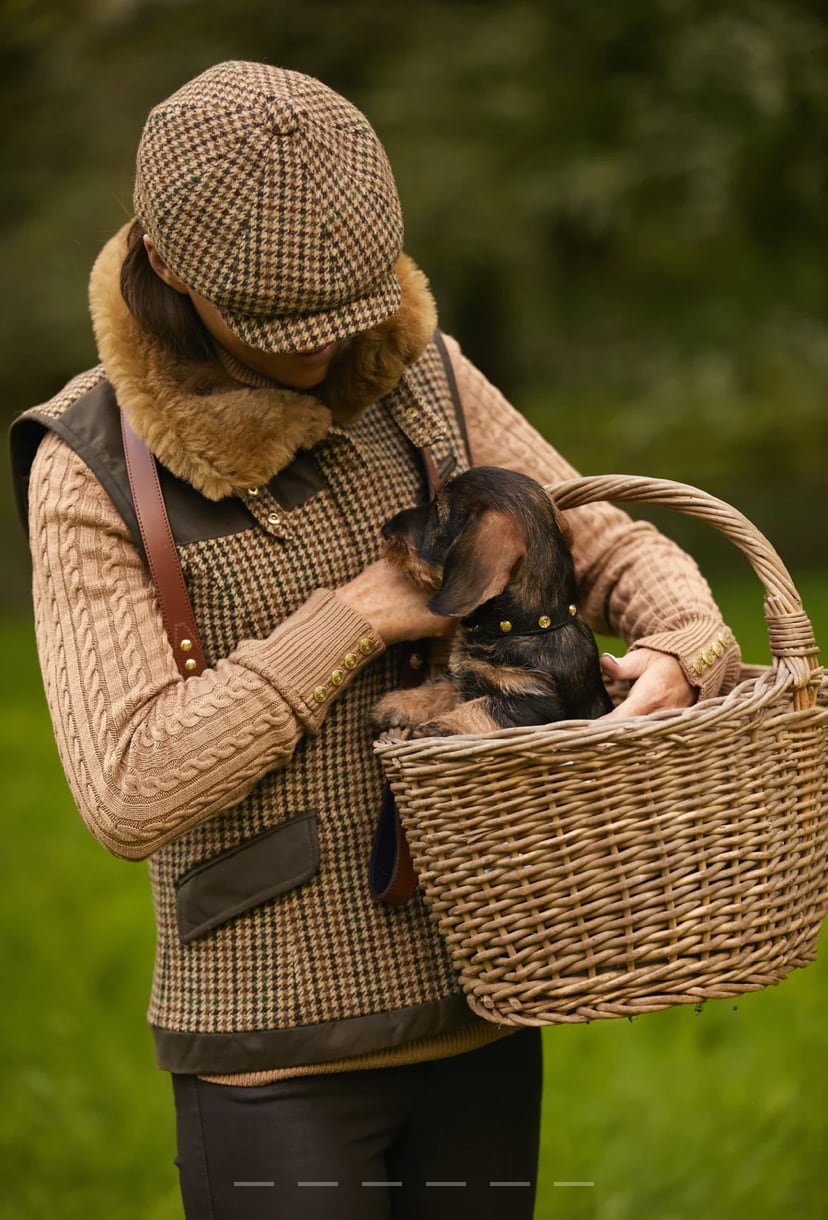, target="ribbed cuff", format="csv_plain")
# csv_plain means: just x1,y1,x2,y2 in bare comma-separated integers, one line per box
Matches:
631,621,740,701
236,588,384,732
